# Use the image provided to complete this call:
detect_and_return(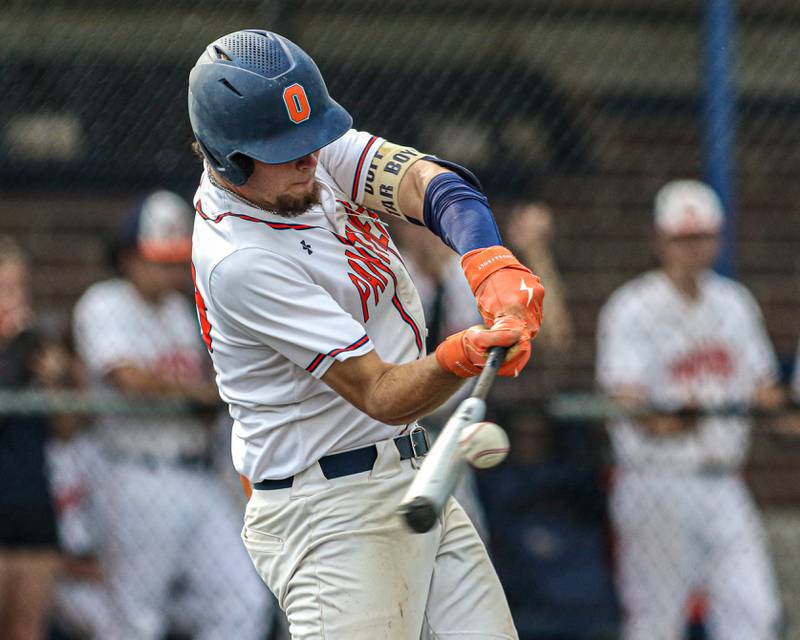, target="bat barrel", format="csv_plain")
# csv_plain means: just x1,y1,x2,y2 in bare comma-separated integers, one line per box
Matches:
400,497,438,533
